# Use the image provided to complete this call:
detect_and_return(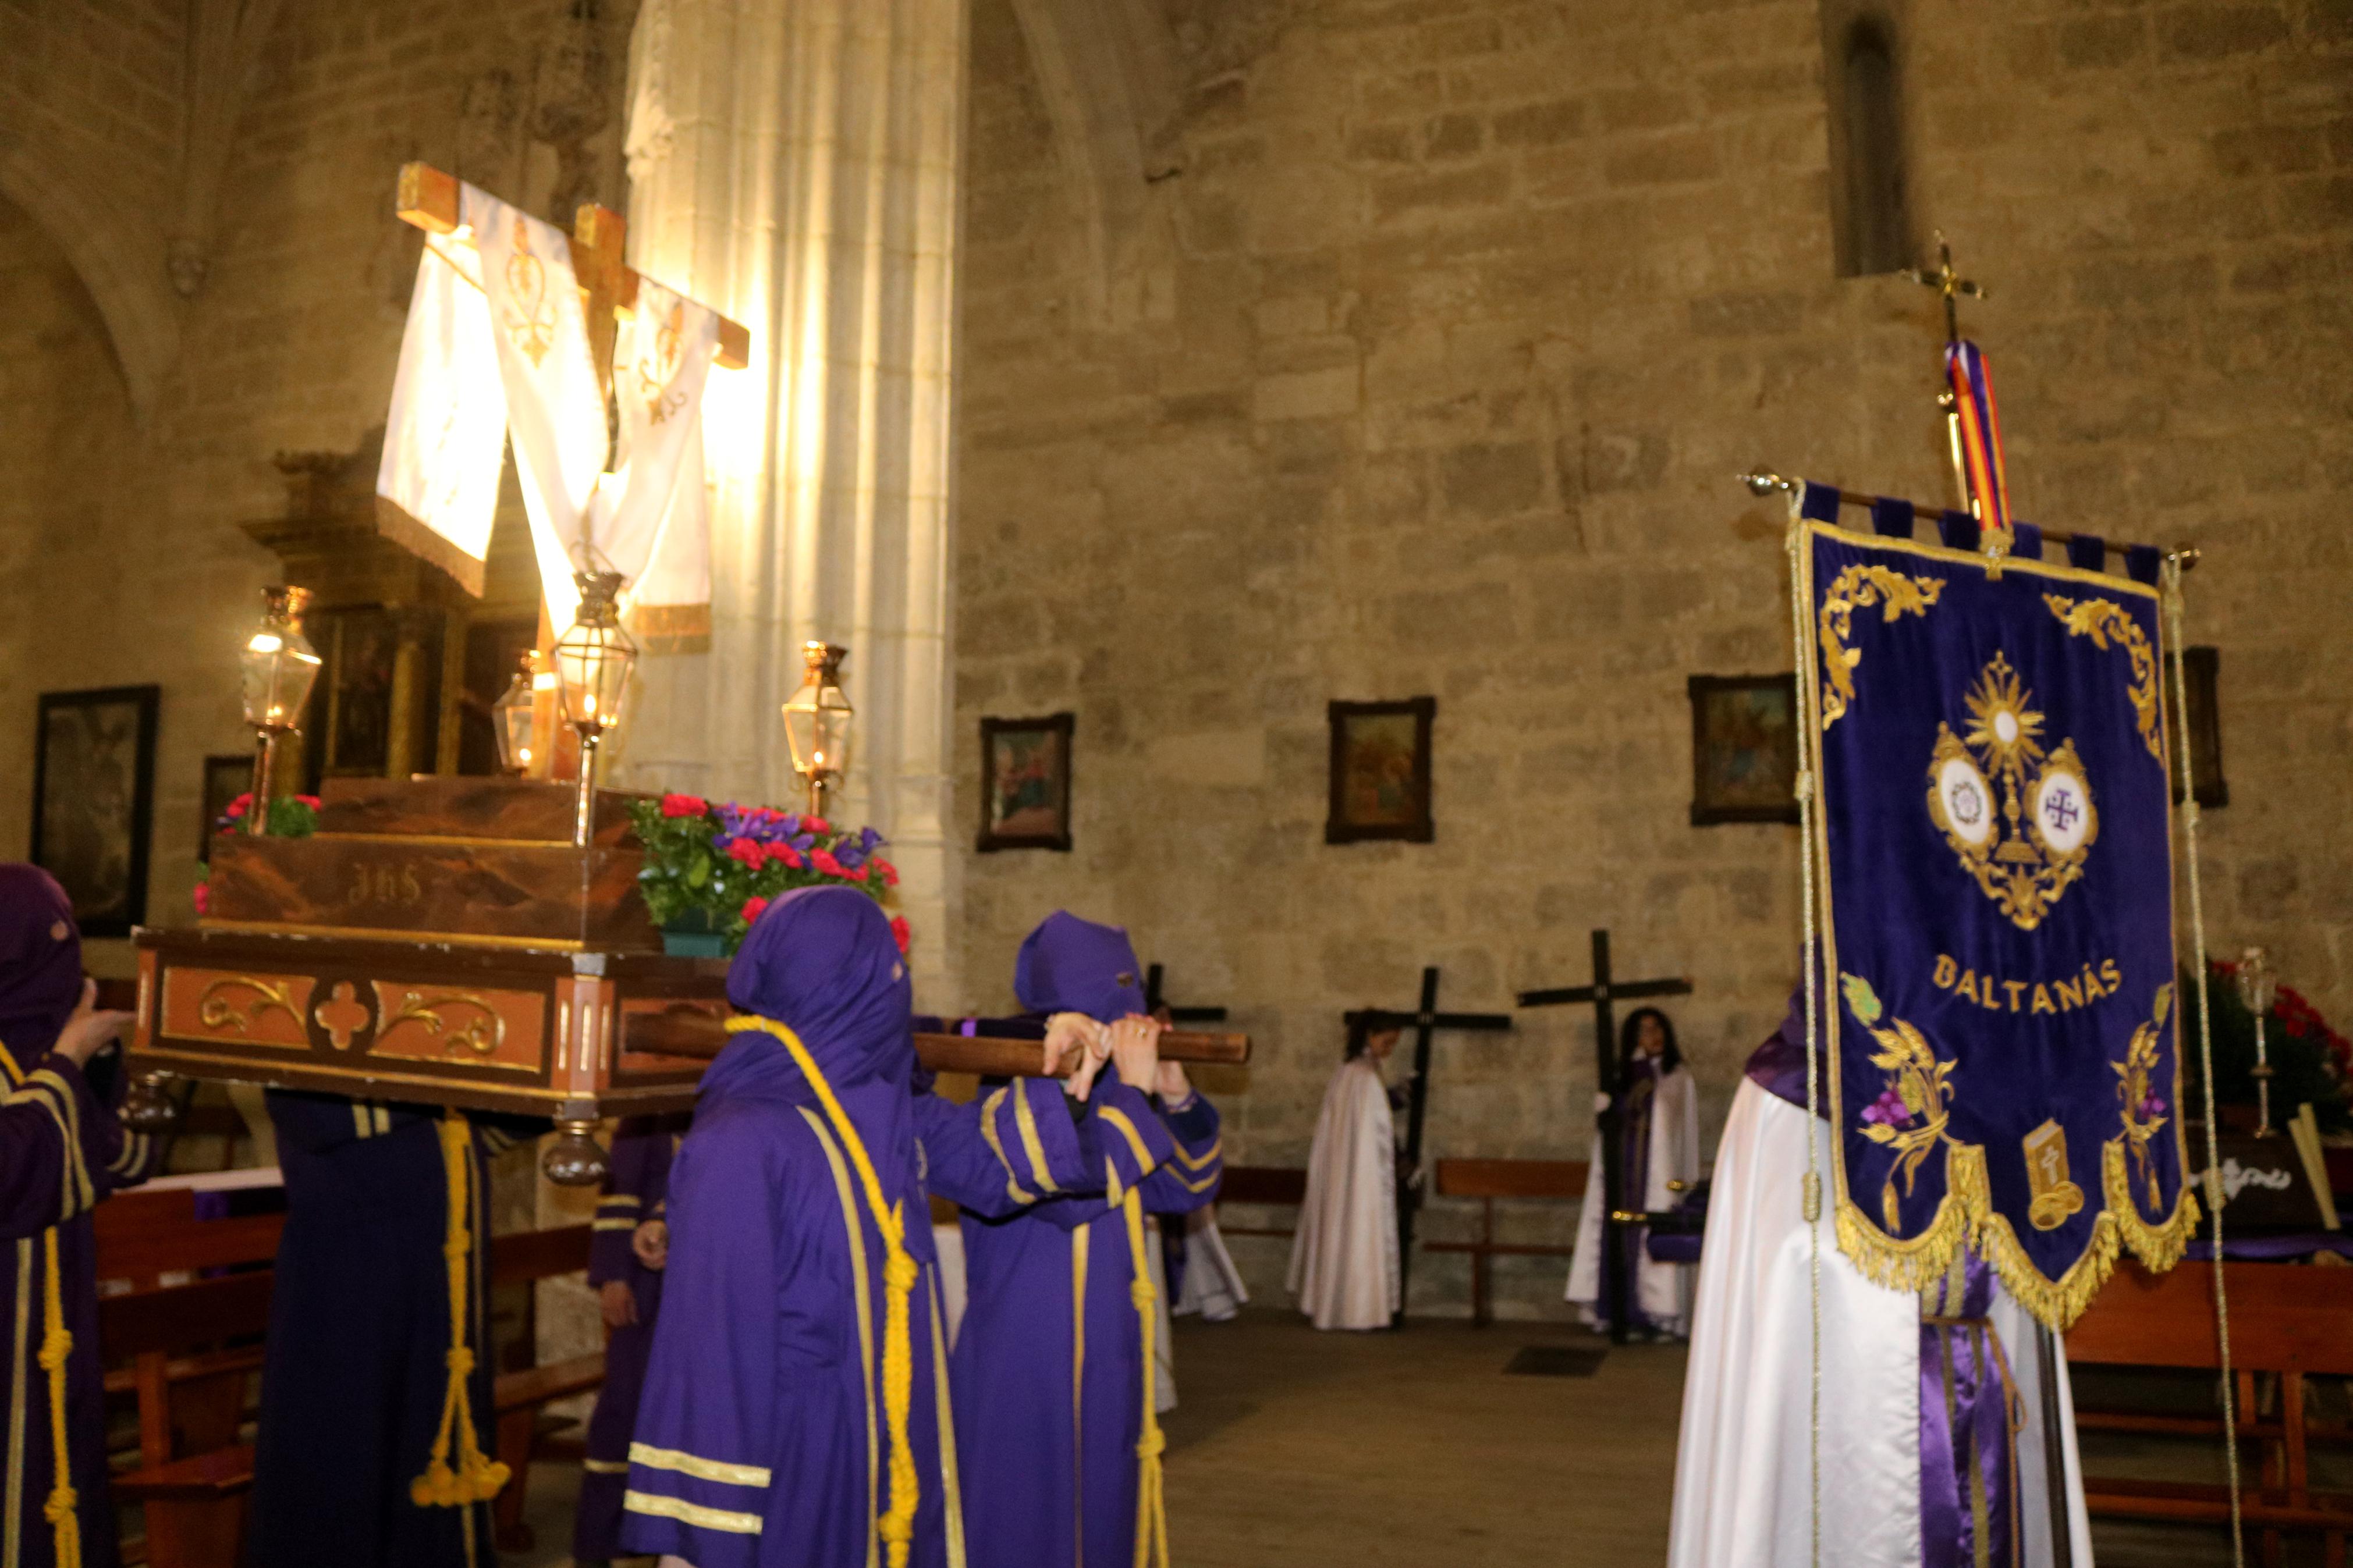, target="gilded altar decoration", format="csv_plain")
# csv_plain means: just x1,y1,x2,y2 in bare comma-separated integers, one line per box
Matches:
1816,565,1946,730
1845,973,1957,1232
2043,593,2162,761
1925,652,2099,932
1798,514,2194,1332
313,982,374,1051
380,990,507,1056
197,975,304,1036
501,216,556,368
